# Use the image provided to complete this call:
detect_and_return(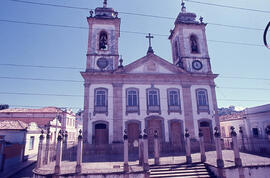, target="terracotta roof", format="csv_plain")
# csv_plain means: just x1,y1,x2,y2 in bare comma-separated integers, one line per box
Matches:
0,120,28,130
0,117,54,127
219,112,244,122
0,107,62,113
